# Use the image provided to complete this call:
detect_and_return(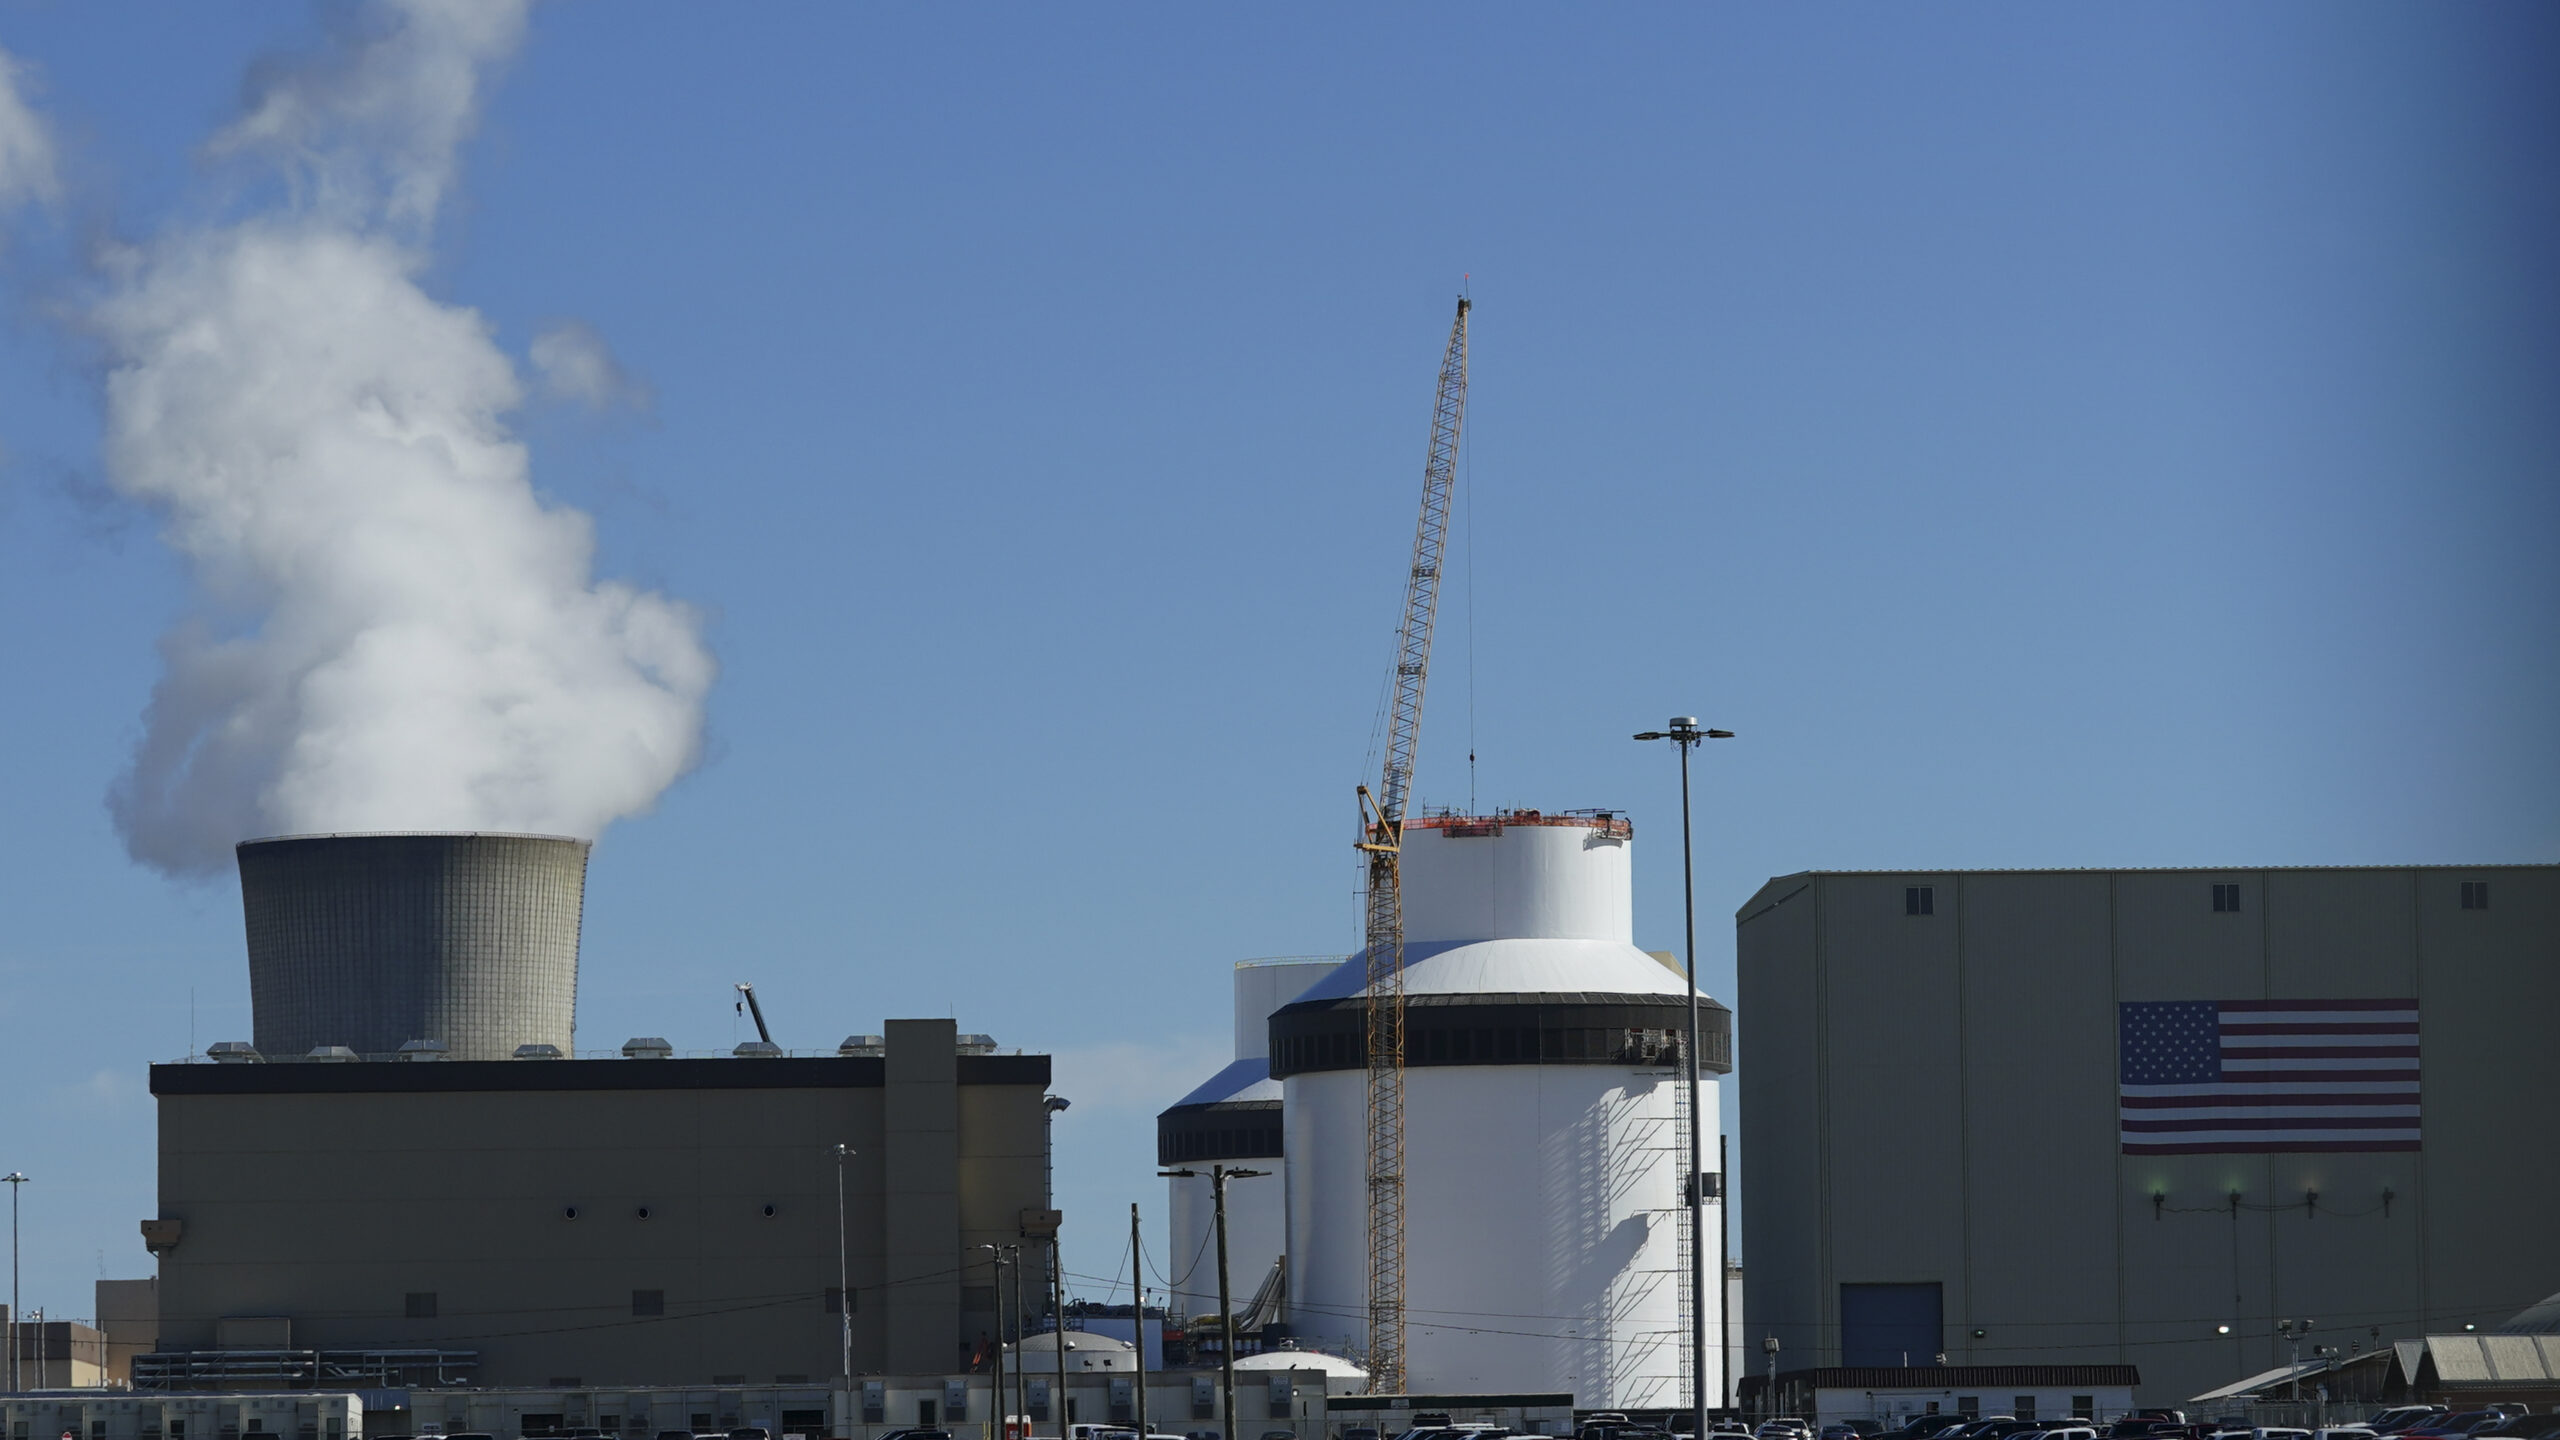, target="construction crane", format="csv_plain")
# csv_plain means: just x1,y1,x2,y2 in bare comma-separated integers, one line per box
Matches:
735,983,774,1046
1355,295,1470,1395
